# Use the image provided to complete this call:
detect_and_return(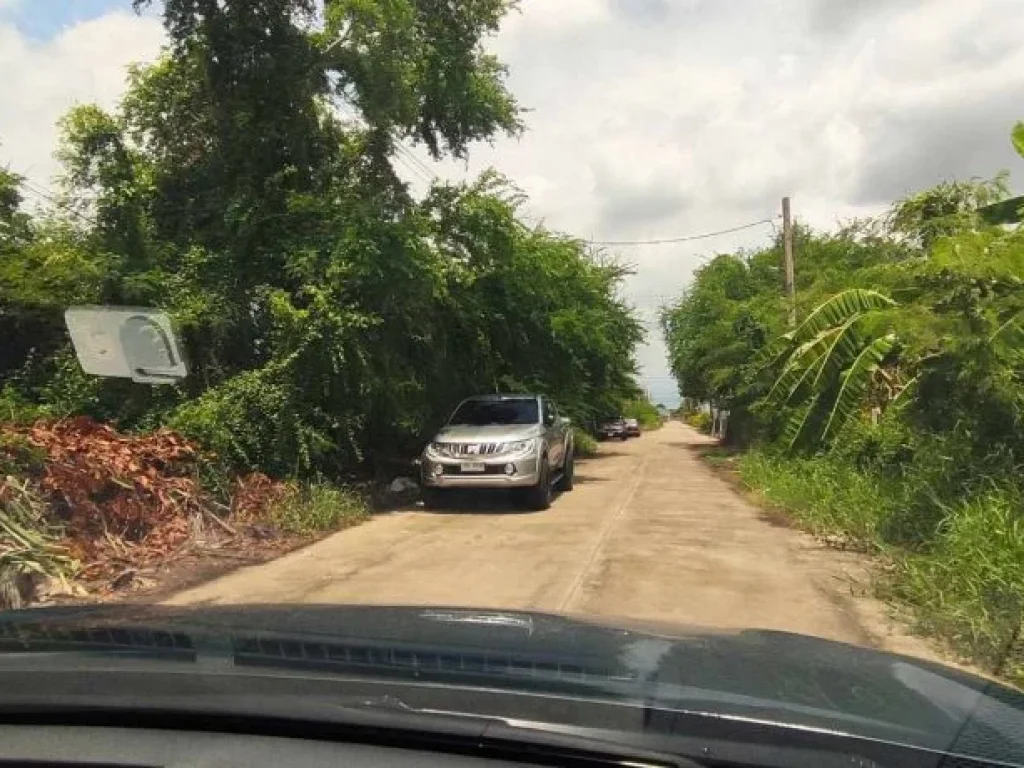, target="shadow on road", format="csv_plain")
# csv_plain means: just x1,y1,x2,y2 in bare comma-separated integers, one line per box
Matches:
581,449,628,460
573,474,609,484
411,489,558,515
667,440,725,453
